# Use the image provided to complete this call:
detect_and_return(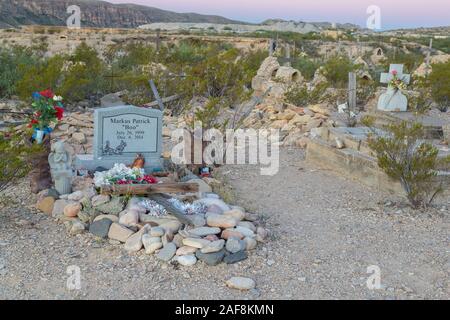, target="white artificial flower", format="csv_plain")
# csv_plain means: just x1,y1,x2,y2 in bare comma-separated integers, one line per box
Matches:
93,163,146,187
53,95,63,101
